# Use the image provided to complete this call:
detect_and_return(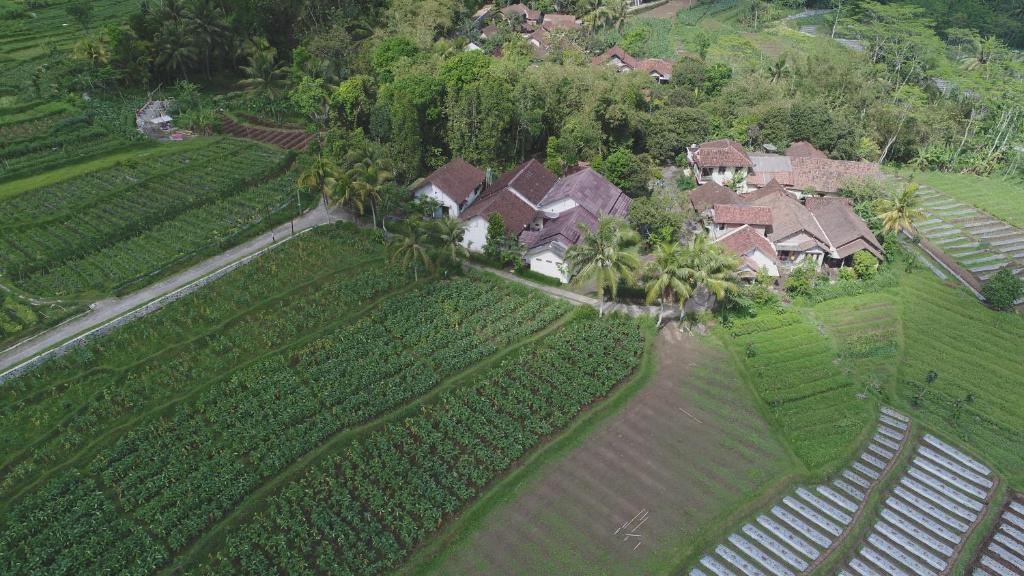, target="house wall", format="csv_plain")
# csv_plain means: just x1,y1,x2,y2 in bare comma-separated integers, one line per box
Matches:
697,166,747,190
462,216,489,252
748,249,779,277
527,249,568,283
413,183,461,218
711,223,768,239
